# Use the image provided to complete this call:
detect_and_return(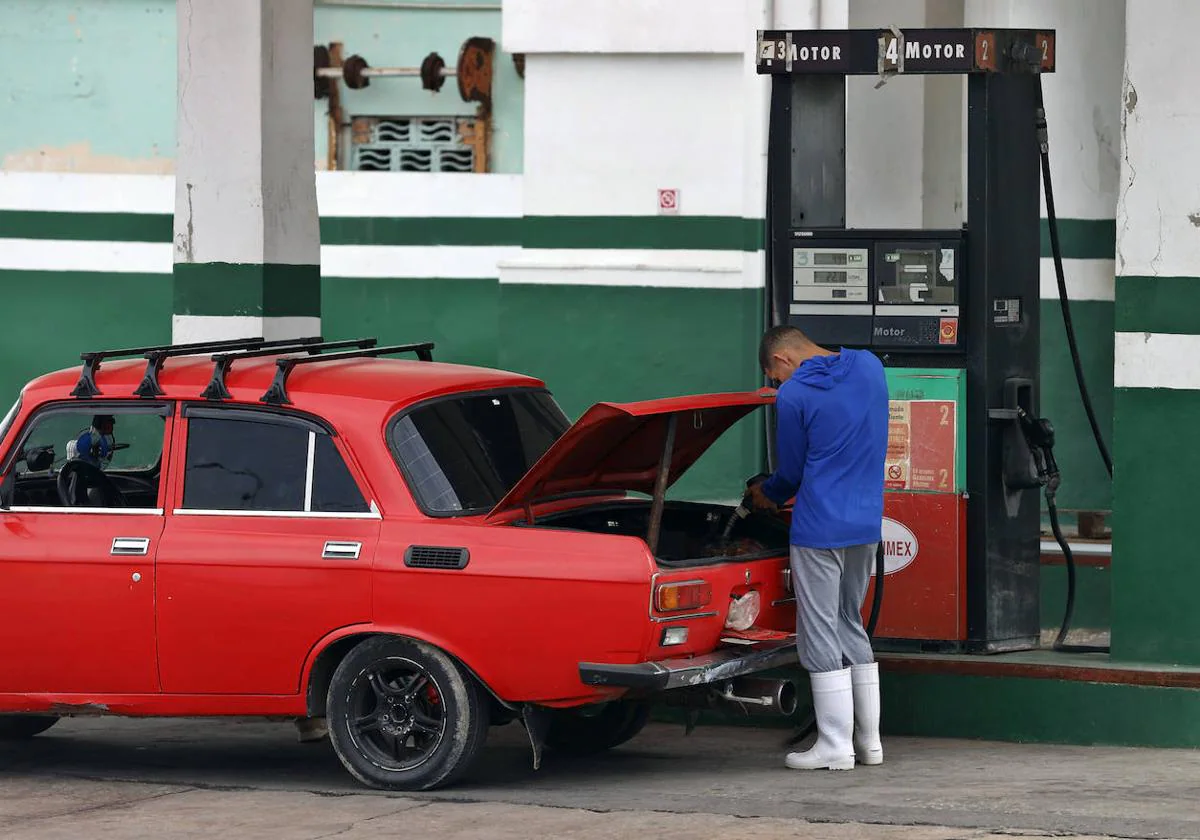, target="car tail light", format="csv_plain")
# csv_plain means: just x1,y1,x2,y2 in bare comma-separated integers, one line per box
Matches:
655,580,713,612
725,590,762,631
